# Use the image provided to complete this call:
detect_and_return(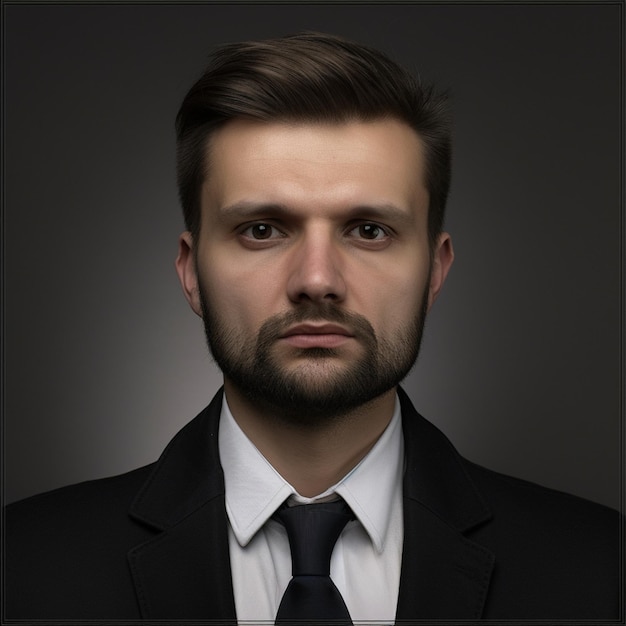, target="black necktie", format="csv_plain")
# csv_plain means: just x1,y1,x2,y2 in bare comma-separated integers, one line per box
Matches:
274,499,354,624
